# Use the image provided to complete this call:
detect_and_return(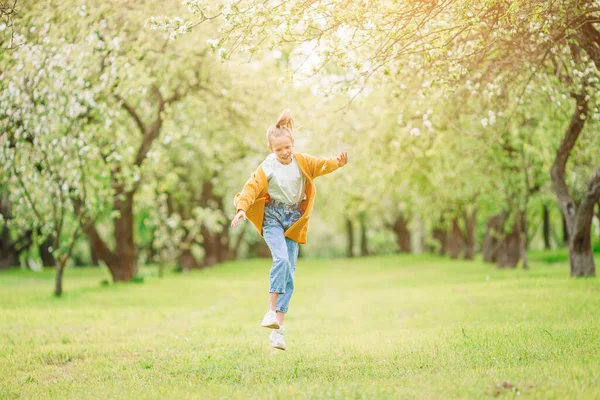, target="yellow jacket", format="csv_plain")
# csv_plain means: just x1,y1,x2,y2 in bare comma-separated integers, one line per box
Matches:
234,152,340,244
